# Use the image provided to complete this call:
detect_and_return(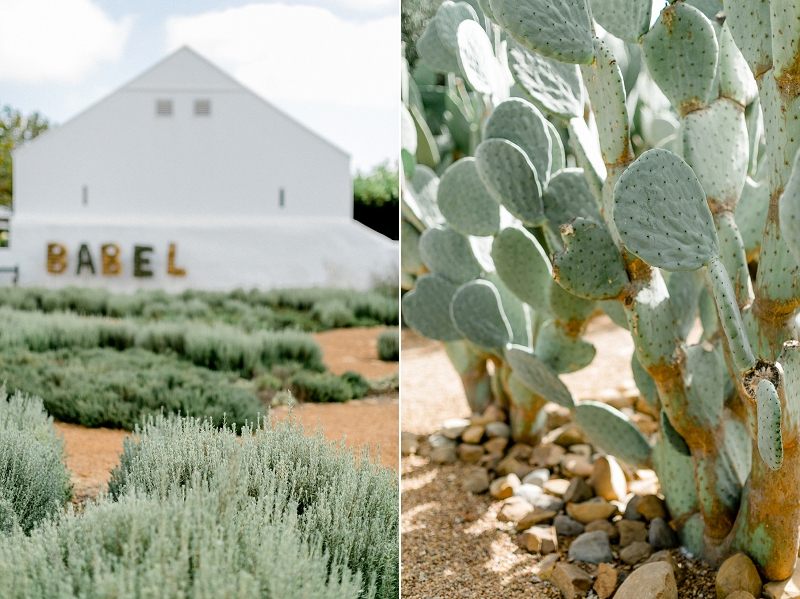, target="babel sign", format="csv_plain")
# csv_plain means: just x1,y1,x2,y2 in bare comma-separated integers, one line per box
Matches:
47,242,186,278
